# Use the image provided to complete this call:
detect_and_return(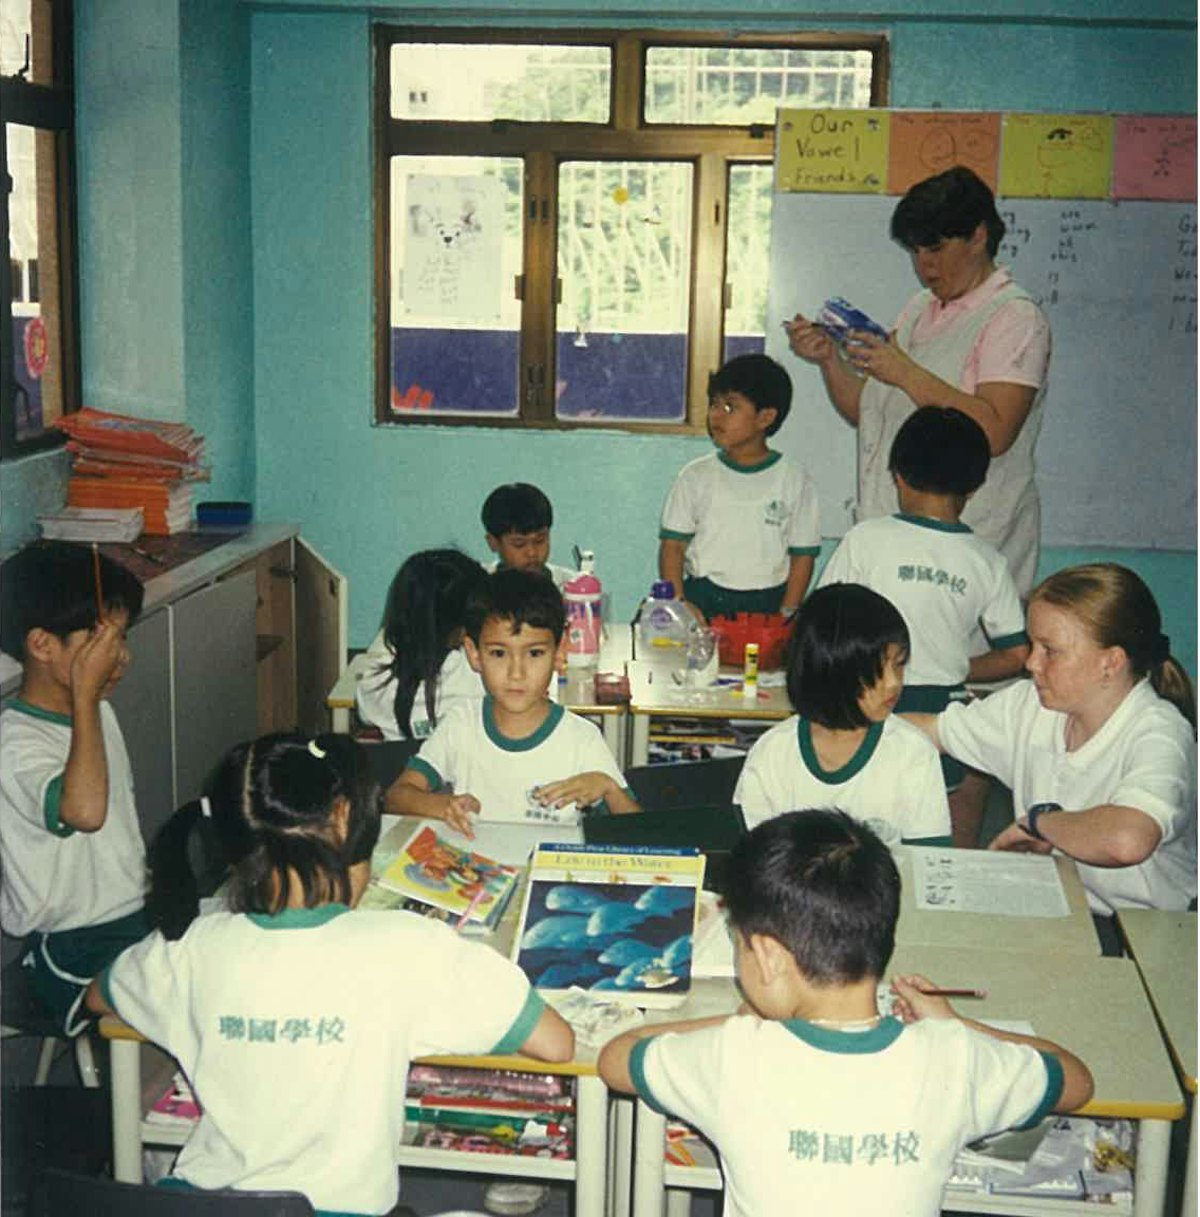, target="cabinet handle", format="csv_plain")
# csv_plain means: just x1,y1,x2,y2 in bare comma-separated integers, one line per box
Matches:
269,566,297,582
